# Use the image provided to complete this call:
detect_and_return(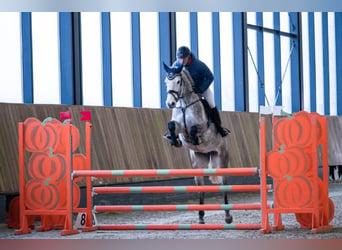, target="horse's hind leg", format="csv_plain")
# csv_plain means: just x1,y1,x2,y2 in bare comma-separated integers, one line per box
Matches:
190,151,209,224
194,176,205,224
222,175,233,224
212,150,232,224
